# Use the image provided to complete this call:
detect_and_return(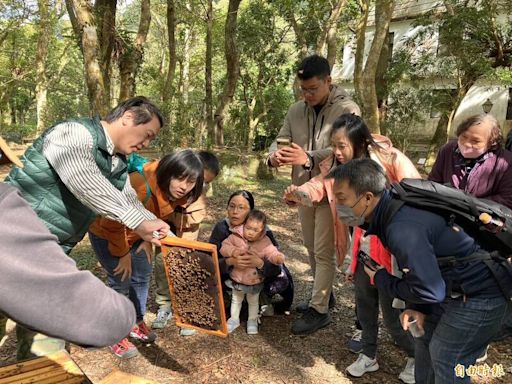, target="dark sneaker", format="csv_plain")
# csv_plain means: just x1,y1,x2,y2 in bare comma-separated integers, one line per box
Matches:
295,302,309,313
291,307,331,335
130,321,157,344
296,292,336,314
348,329,363,353
109,338,139,359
